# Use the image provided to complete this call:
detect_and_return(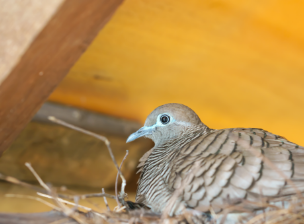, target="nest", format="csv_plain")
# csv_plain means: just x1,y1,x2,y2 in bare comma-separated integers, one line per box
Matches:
0,117,304,224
